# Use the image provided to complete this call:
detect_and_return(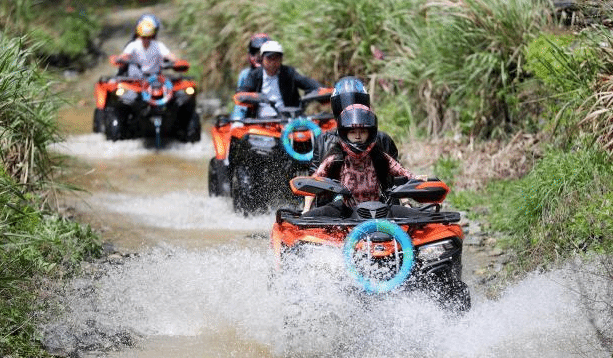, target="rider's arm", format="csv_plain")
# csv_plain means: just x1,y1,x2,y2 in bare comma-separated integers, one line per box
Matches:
385,153,418,179
291,67,322,93
237,67,261,93
157,41,177,62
